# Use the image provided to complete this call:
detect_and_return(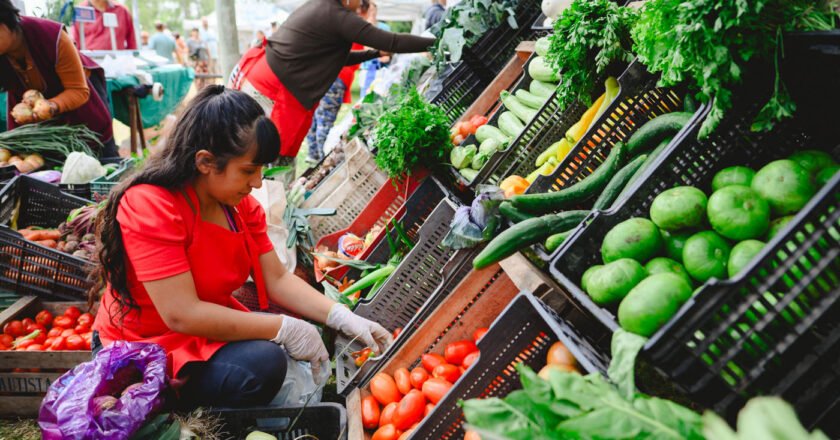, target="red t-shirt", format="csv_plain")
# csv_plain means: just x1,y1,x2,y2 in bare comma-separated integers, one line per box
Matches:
337,43,365,104
72,1,138,50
